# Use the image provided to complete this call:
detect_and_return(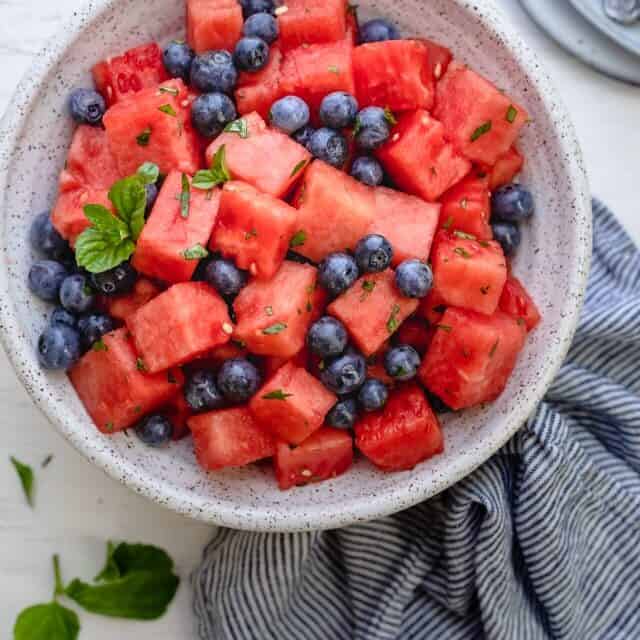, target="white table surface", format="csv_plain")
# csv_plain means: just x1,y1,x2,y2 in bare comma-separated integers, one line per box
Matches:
1,0,639,637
